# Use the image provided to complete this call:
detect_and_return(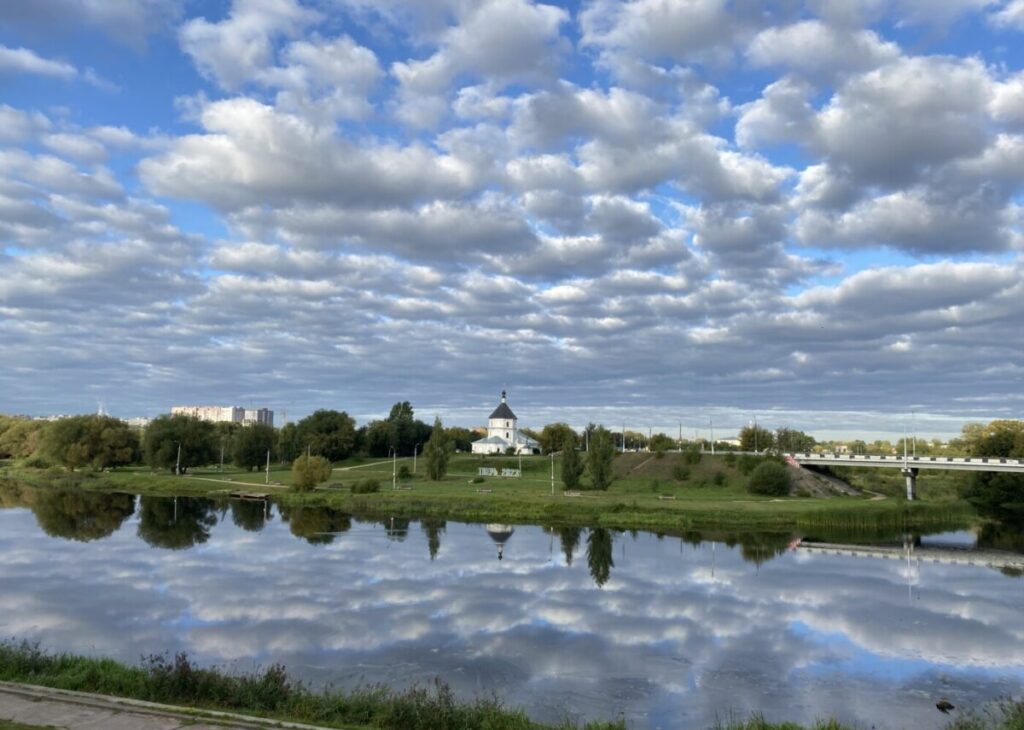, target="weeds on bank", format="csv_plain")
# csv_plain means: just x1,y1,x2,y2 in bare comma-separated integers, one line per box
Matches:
0,641,624,730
